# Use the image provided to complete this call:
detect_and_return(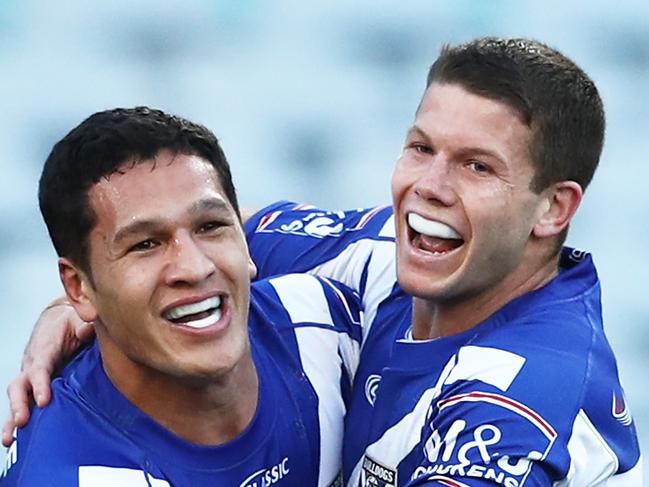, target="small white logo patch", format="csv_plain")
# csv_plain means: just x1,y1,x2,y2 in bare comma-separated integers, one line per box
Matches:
361,455,397,487
364,374,382,406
